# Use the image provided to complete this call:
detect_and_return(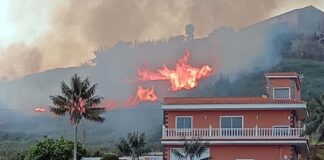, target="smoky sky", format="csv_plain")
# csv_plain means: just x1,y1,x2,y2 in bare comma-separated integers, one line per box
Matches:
0,0,322,79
